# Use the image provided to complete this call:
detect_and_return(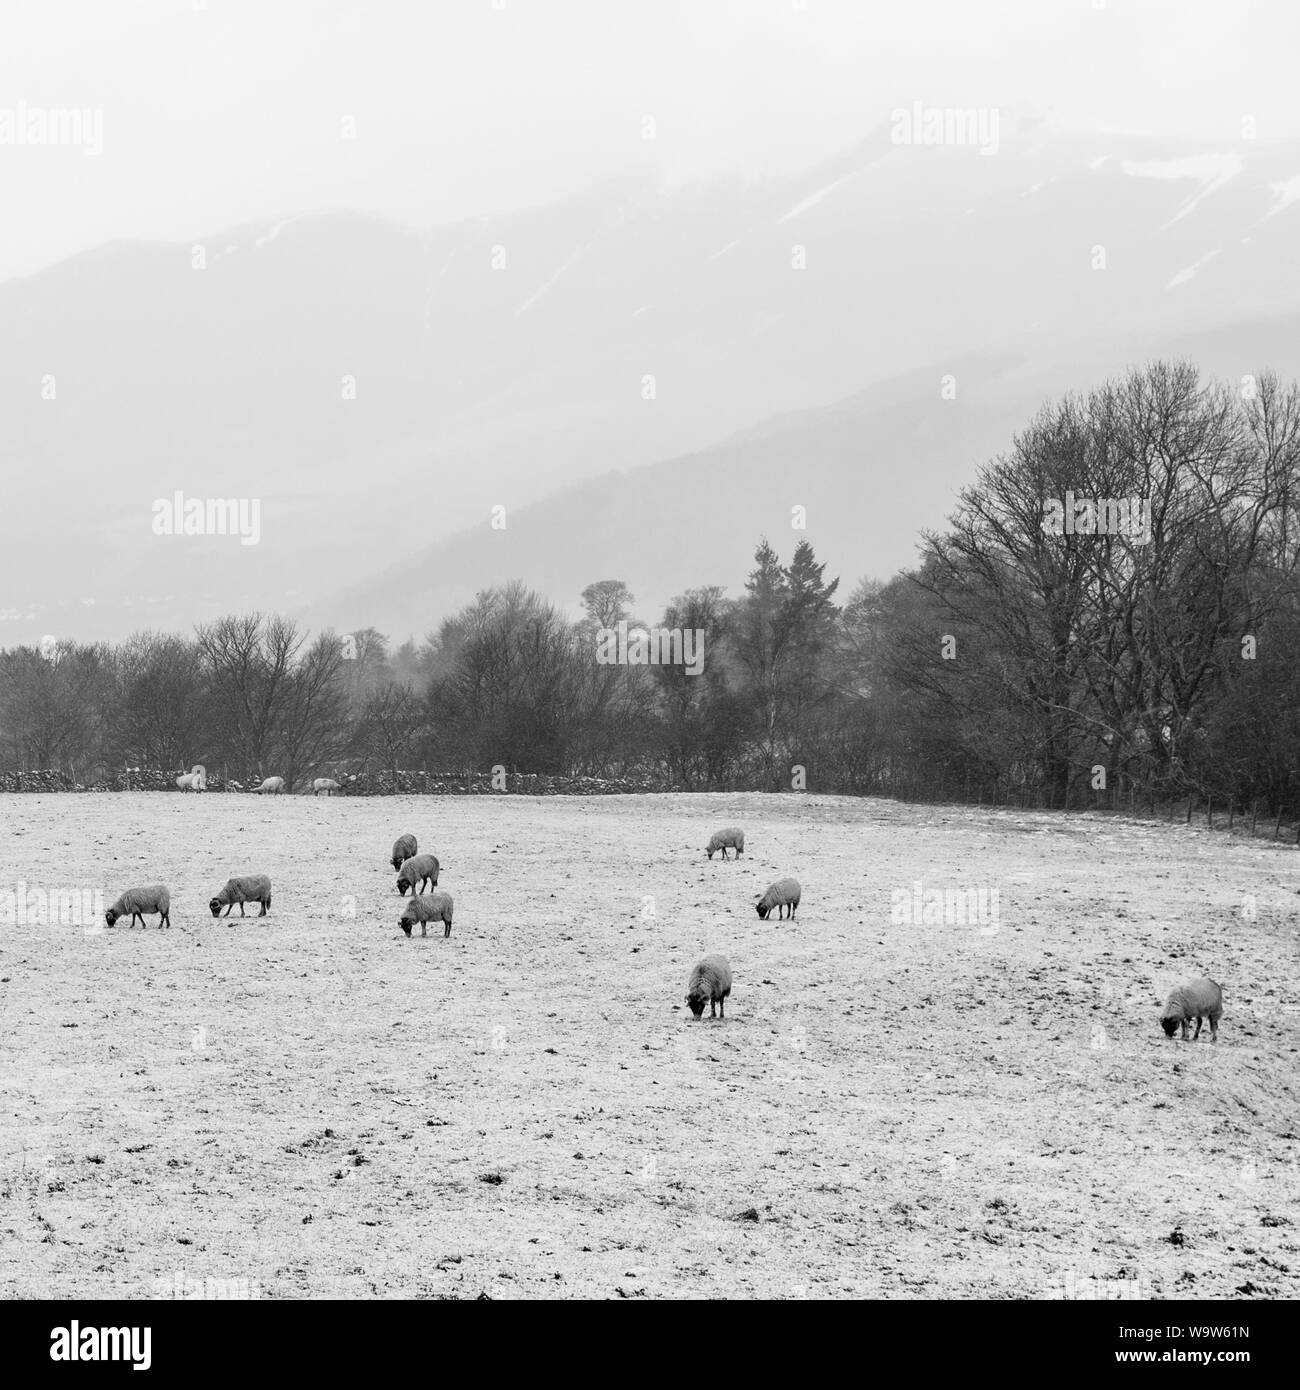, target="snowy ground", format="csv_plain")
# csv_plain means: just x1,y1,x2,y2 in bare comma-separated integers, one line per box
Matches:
0,791,1296,1299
